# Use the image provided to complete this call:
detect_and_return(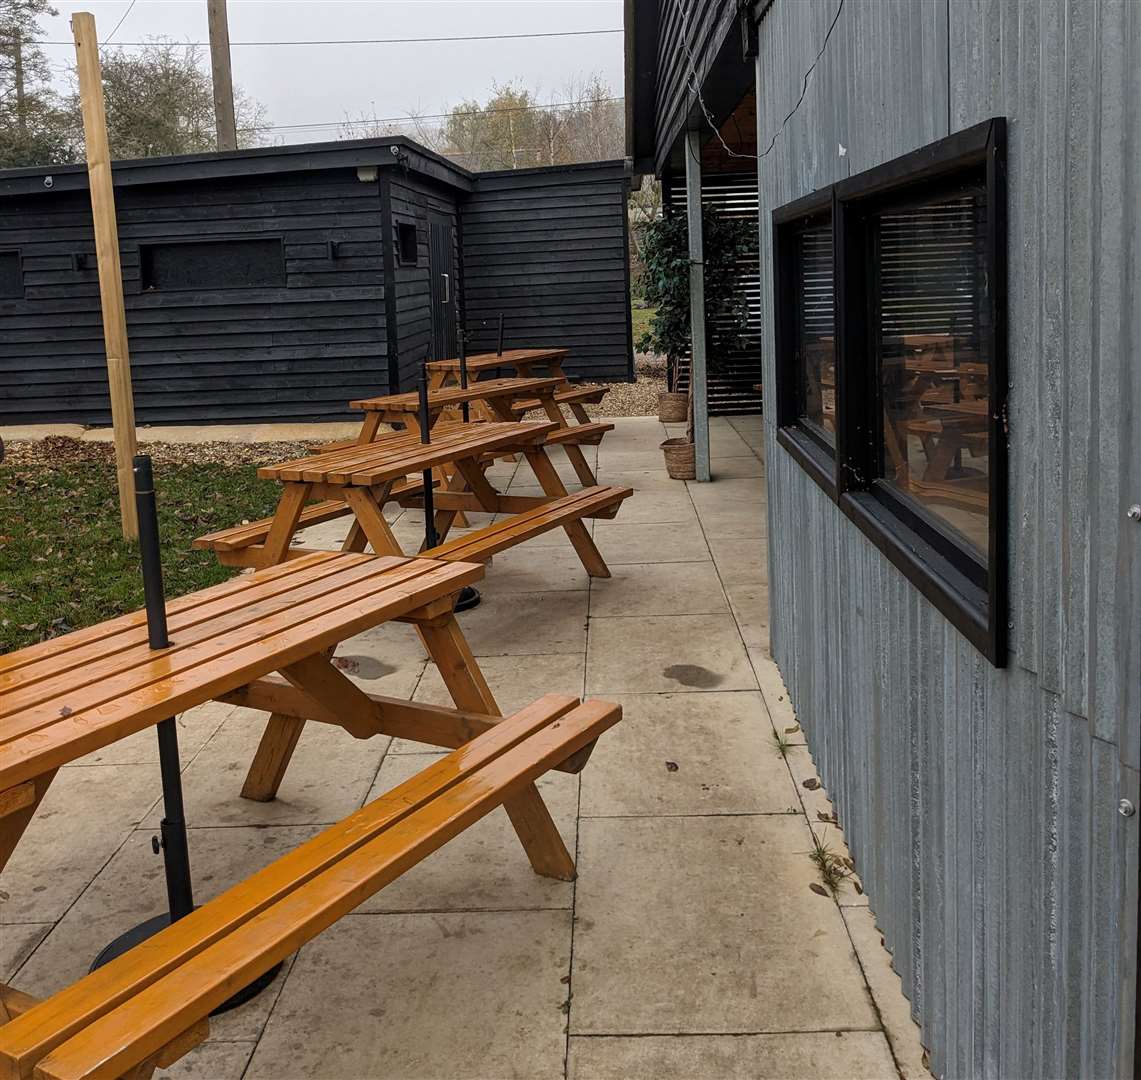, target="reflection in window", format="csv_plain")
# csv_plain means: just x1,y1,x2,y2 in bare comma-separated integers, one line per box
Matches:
795,223,835,444
873,188,989,556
